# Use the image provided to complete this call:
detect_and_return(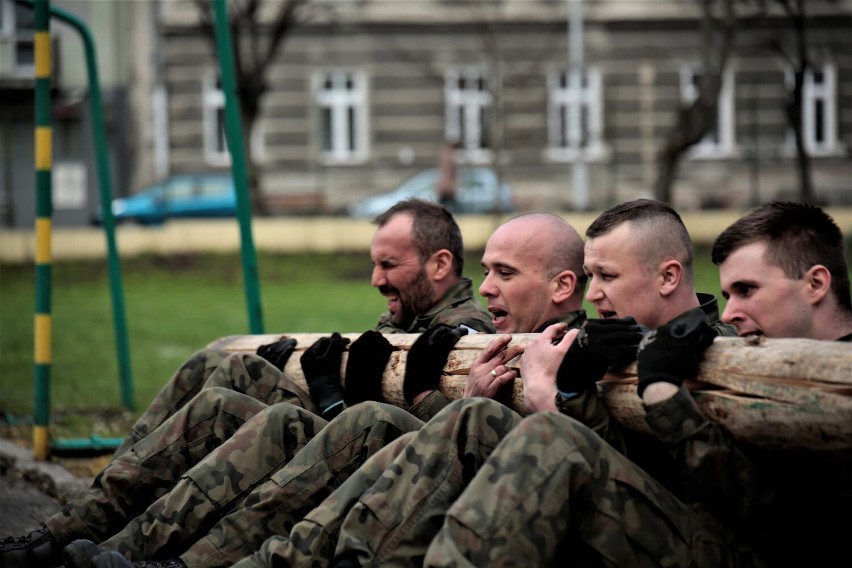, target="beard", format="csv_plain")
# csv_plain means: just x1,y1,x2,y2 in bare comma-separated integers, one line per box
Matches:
387,266,436,328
